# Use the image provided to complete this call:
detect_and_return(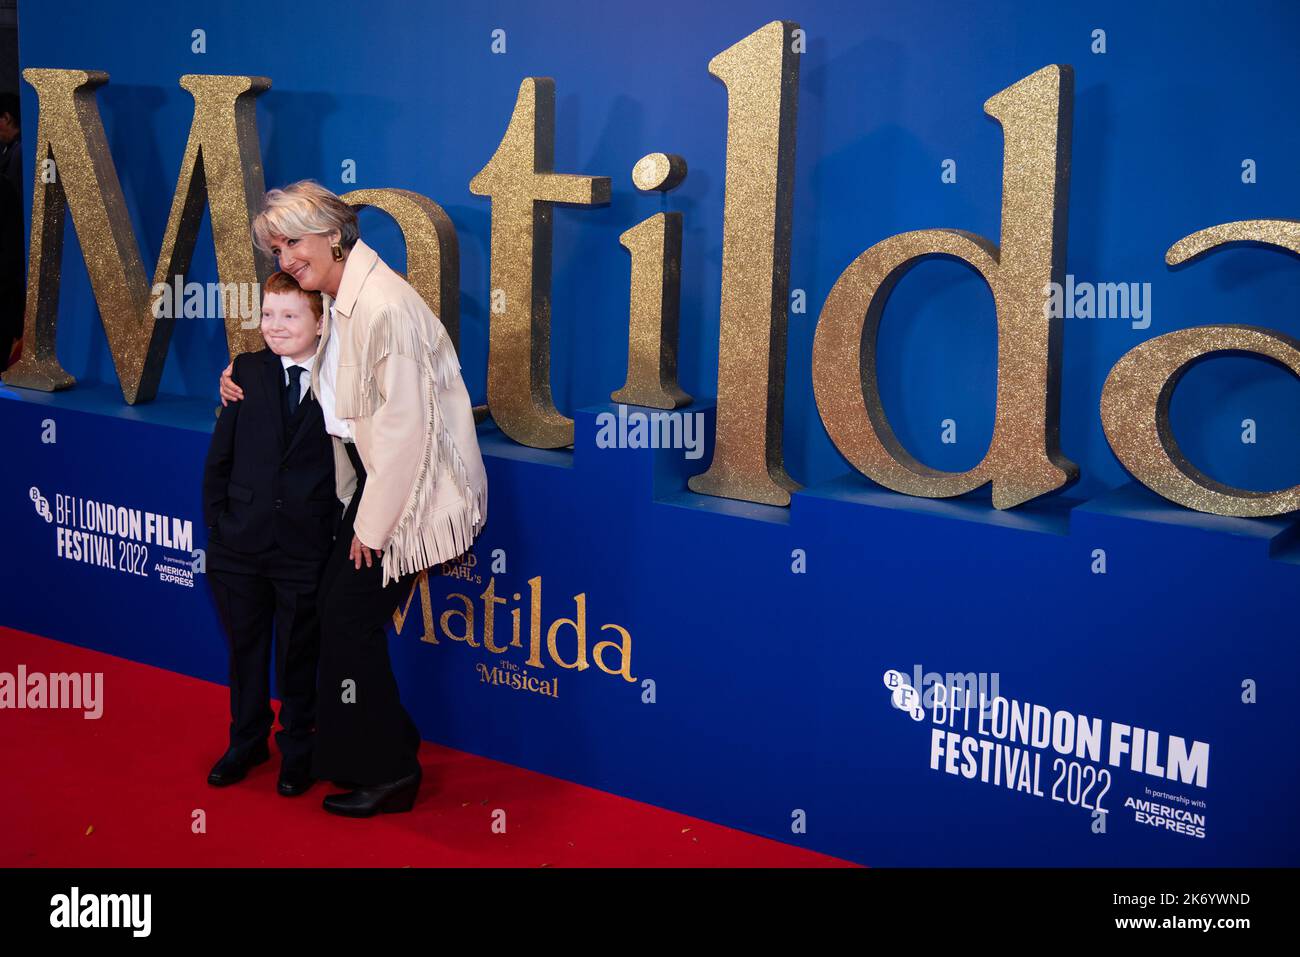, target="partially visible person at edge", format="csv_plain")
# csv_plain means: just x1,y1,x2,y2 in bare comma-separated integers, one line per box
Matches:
219,180,488,817
0,91,24,370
